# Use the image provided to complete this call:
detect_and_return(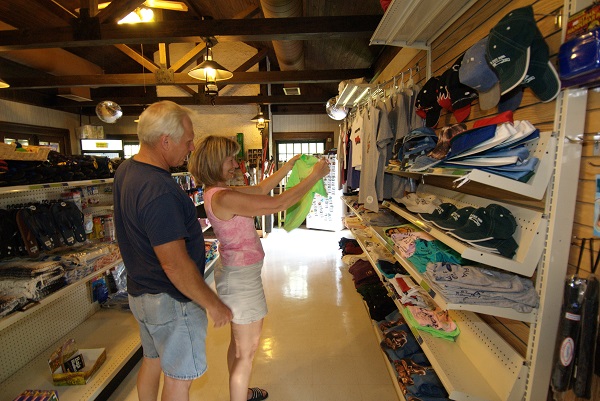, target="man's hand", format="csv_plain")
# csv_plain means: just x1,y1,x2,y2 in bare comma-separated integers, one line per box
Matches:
208,300,233,328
